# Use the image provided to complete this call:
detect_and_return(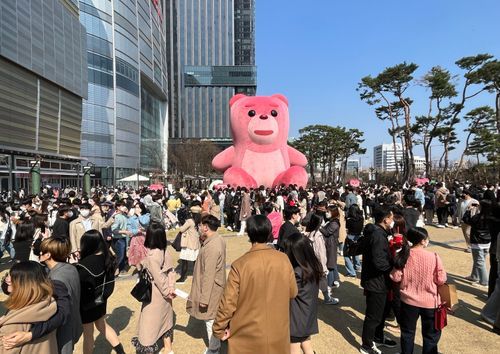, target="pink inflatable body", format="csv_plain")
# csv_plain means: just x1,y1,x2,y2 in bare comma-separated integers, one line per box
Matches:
212,94,308,188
